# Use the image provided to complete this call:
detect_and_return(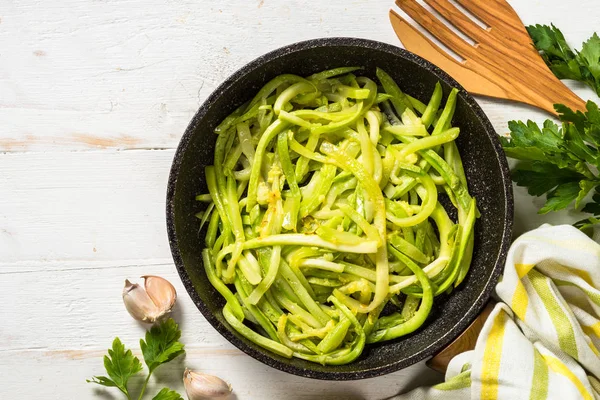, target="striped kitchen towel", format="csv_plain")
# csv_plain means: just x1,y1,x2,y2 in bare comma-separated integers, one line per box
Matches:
395,225,600,400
